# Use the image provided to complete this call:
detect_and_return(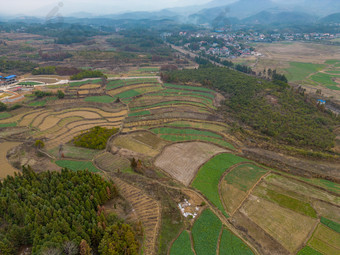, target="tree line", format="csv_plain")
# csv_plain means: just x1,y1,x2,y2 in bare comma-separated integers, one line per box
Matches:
0,167,140,254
